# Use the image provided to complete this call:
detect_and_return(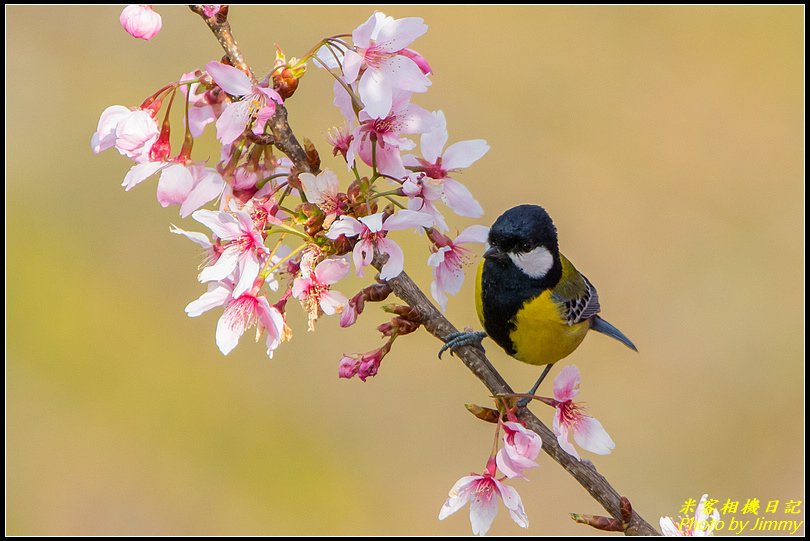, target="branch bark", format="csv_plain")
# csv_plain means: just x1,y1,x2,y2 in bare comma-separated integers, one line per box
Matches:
191,7,659,536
